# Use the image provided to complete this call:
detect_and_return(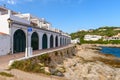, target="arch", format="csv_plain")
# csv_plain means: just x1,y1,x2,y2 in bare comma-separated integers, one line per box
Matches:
31,32,39,50
13,29,26,53
64,38,65,45
42,34,48,49
50,35,54,48
66,38,68,45
65,38,67,45
55,36,58,47
60,37,62,46
62,38,64,46
67,38,69,44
